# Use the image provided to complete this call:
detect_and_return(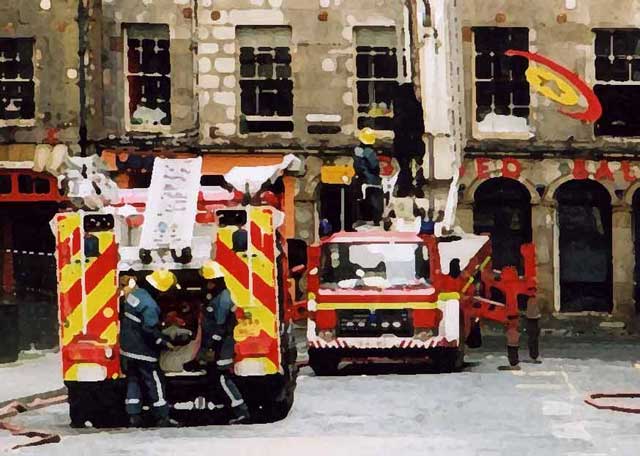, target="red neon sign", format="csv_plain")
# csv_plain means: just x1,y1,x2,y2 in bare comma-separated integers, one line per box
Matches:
505,50,603,123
